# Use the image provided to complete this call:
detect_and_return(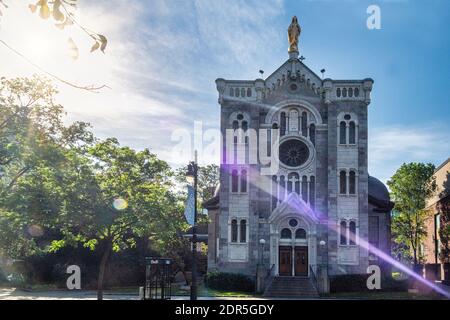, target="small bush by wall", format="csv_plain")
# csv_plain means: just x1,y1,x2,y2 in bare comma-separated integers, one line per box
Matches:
205,272,254,293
